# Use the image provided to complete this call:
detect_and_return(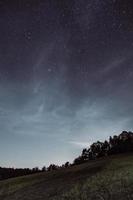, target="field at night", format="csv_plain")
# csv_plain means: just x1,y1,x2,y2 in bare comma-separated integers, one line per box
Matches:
1,0,133,199
0,154,133,200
